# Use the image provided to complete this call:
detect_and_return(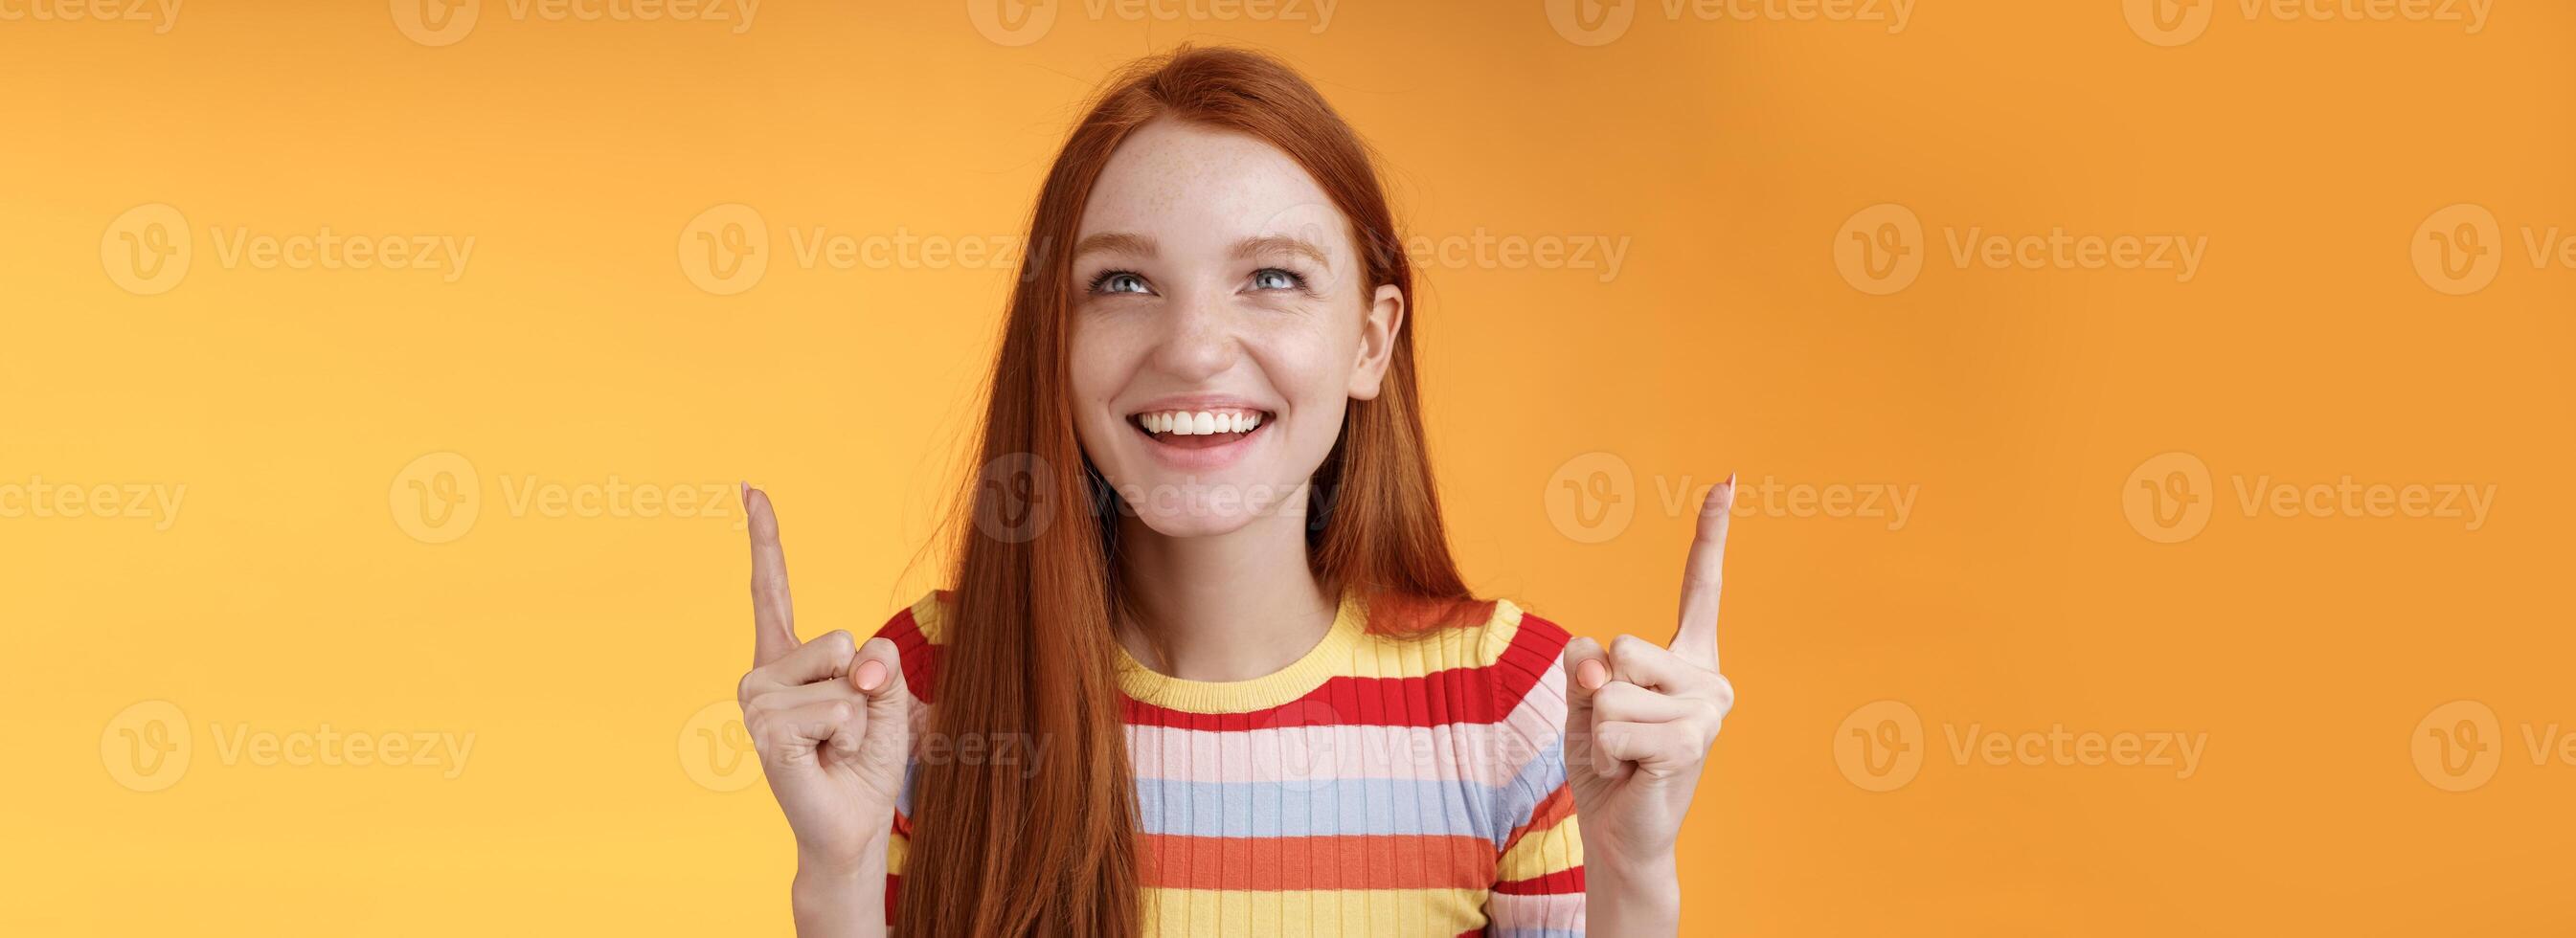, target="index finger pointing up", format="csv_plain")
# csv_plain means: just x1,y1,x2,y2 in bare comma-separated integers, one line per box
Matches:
1669,473,1731,670
746,484,799,666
